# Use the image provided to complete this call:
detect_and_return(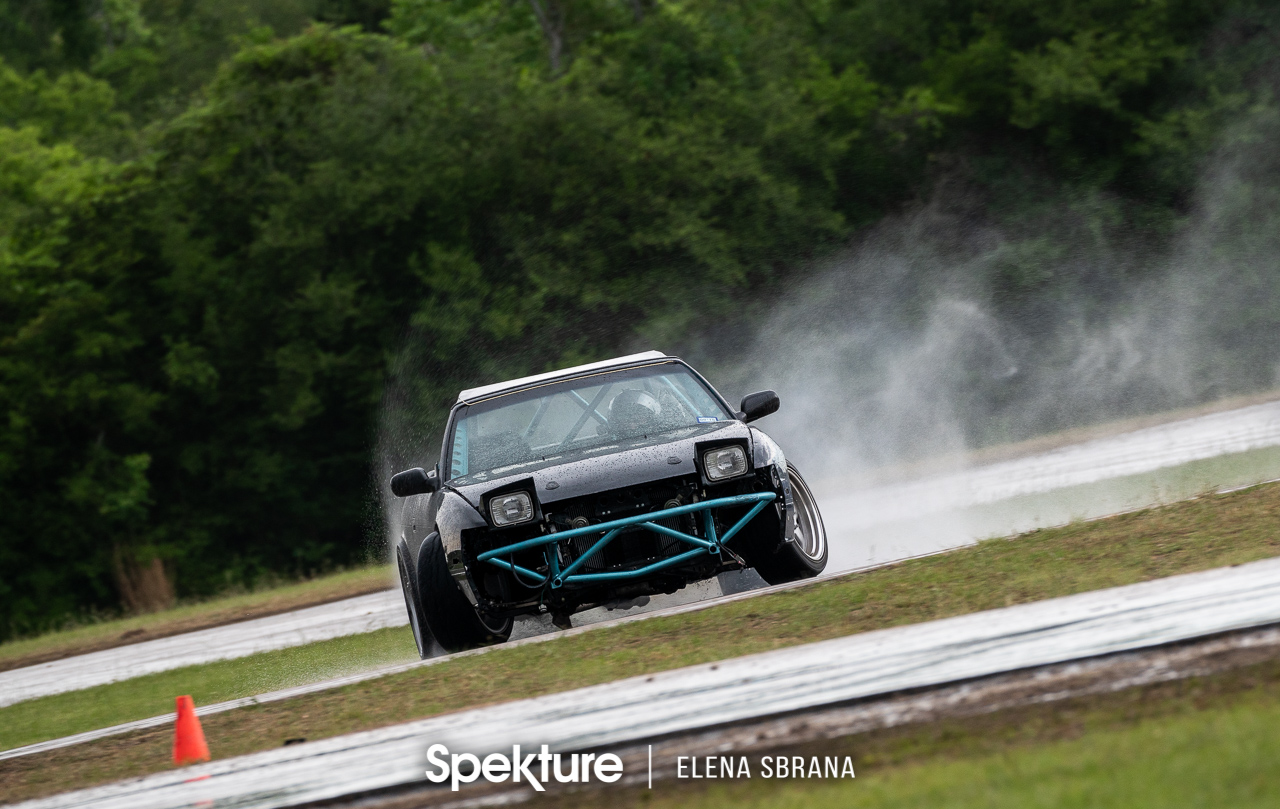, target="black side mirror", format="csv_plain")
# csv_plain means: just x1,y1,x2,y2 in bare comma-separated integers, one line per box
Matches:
738,390,780,423
390,467,438,497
